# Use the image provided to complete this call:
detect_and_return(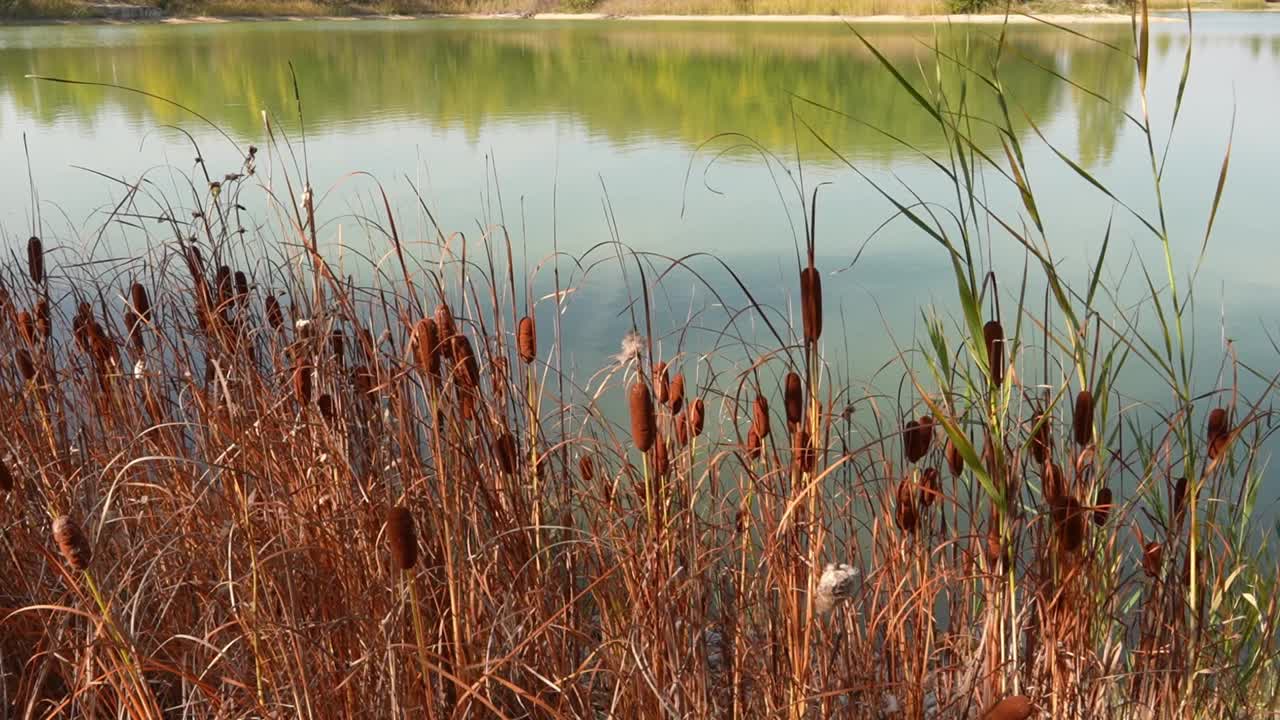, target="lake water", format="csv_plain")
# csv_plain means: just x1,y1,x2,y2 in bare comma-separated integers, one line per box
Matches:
2,15,1278,511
